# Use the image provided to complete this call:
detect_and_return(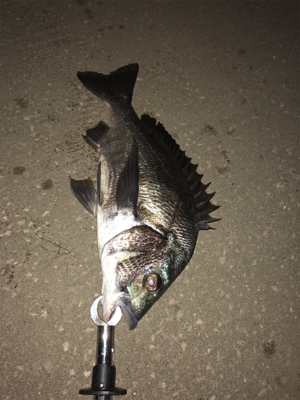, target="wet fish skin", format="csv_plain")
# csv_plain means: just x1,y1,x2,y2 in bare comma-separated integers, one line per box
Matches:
71,64,219,329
